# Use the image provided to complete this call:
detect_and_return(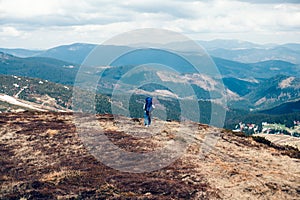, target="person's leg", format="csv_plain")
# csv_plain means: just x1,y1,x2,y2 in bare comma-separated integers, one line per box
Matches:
144,111,149,126
148,113,151,125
